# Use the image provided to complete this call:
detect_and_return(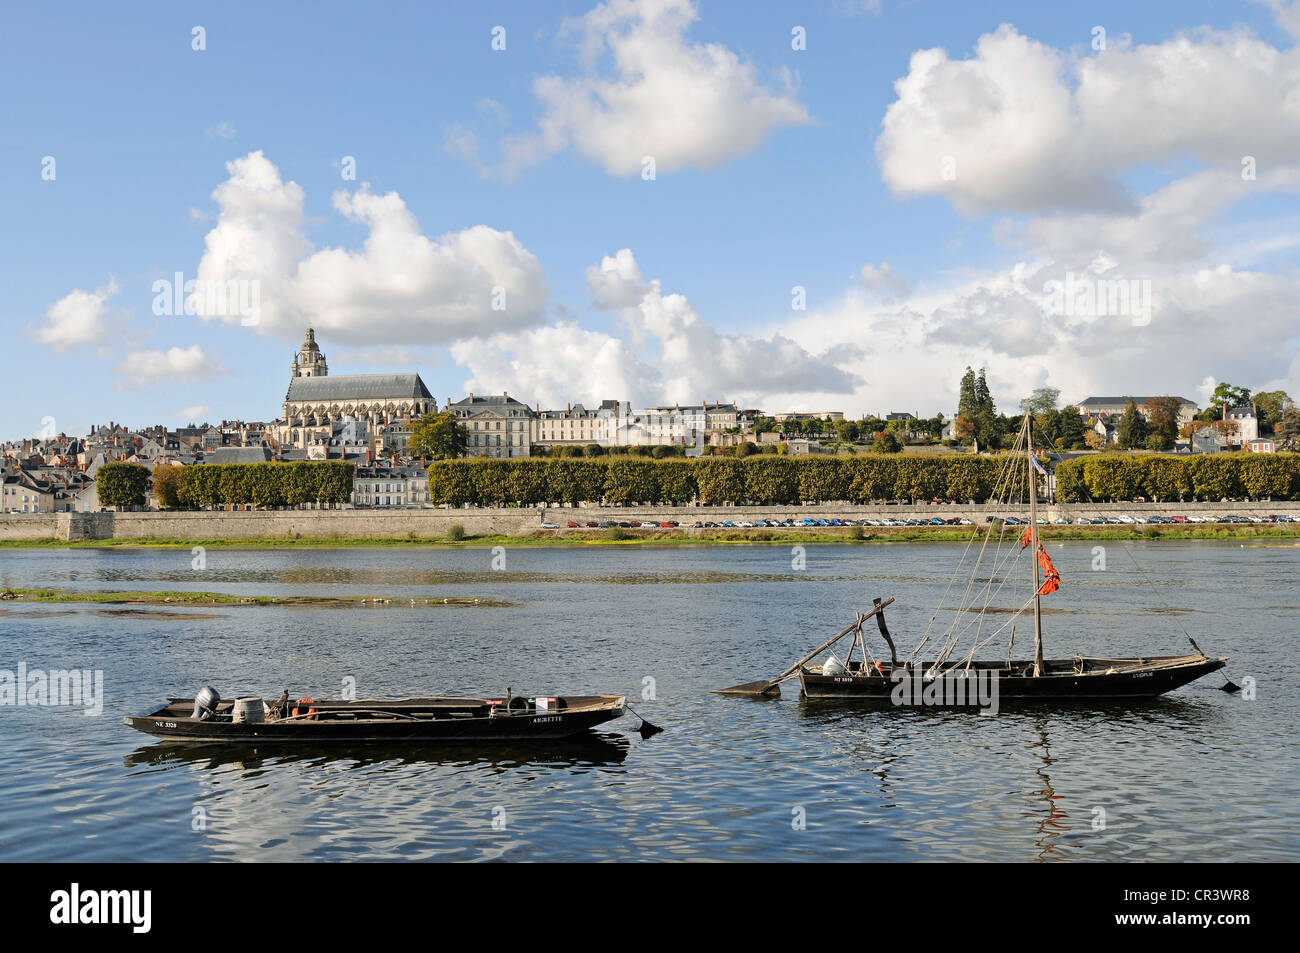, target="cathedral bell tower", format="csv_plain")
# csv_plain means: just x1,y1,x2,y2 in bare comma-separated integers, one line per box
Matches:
294,327,329,378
